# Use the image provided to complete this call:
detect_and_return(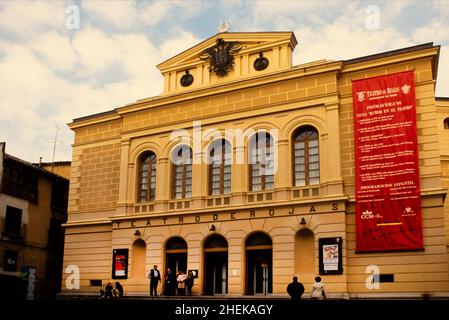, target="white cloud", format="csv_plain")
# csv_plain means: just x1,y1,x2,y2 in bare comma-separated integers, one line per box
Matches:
412,20,449,44
31,31,78,71
82,0,138,30
160,30,202,60
0,28,164,162
292,23,413,66
72,26,122,75
0,1,67,38
435,46,449,97
1,0,449,163
411,19,449,97
139,0,172,27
